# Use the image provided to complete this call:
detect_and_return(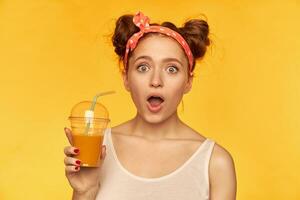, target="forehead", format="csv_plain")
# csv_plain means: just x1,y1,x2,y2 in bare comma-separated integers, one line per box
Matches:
130,34,188,65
